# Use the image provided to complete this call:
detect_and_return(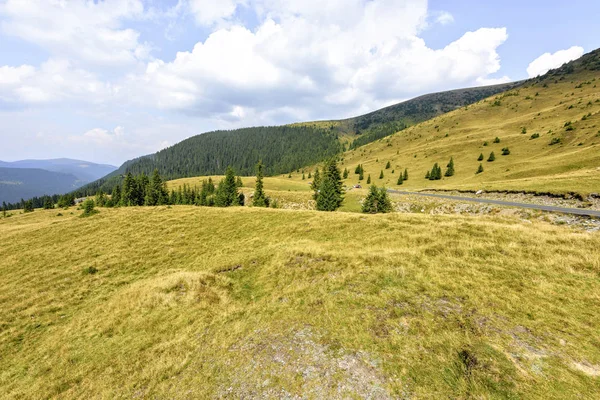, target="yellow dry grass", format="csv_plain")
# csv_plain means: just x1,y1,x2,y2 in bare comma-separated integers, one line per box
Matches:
1,206,599,398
